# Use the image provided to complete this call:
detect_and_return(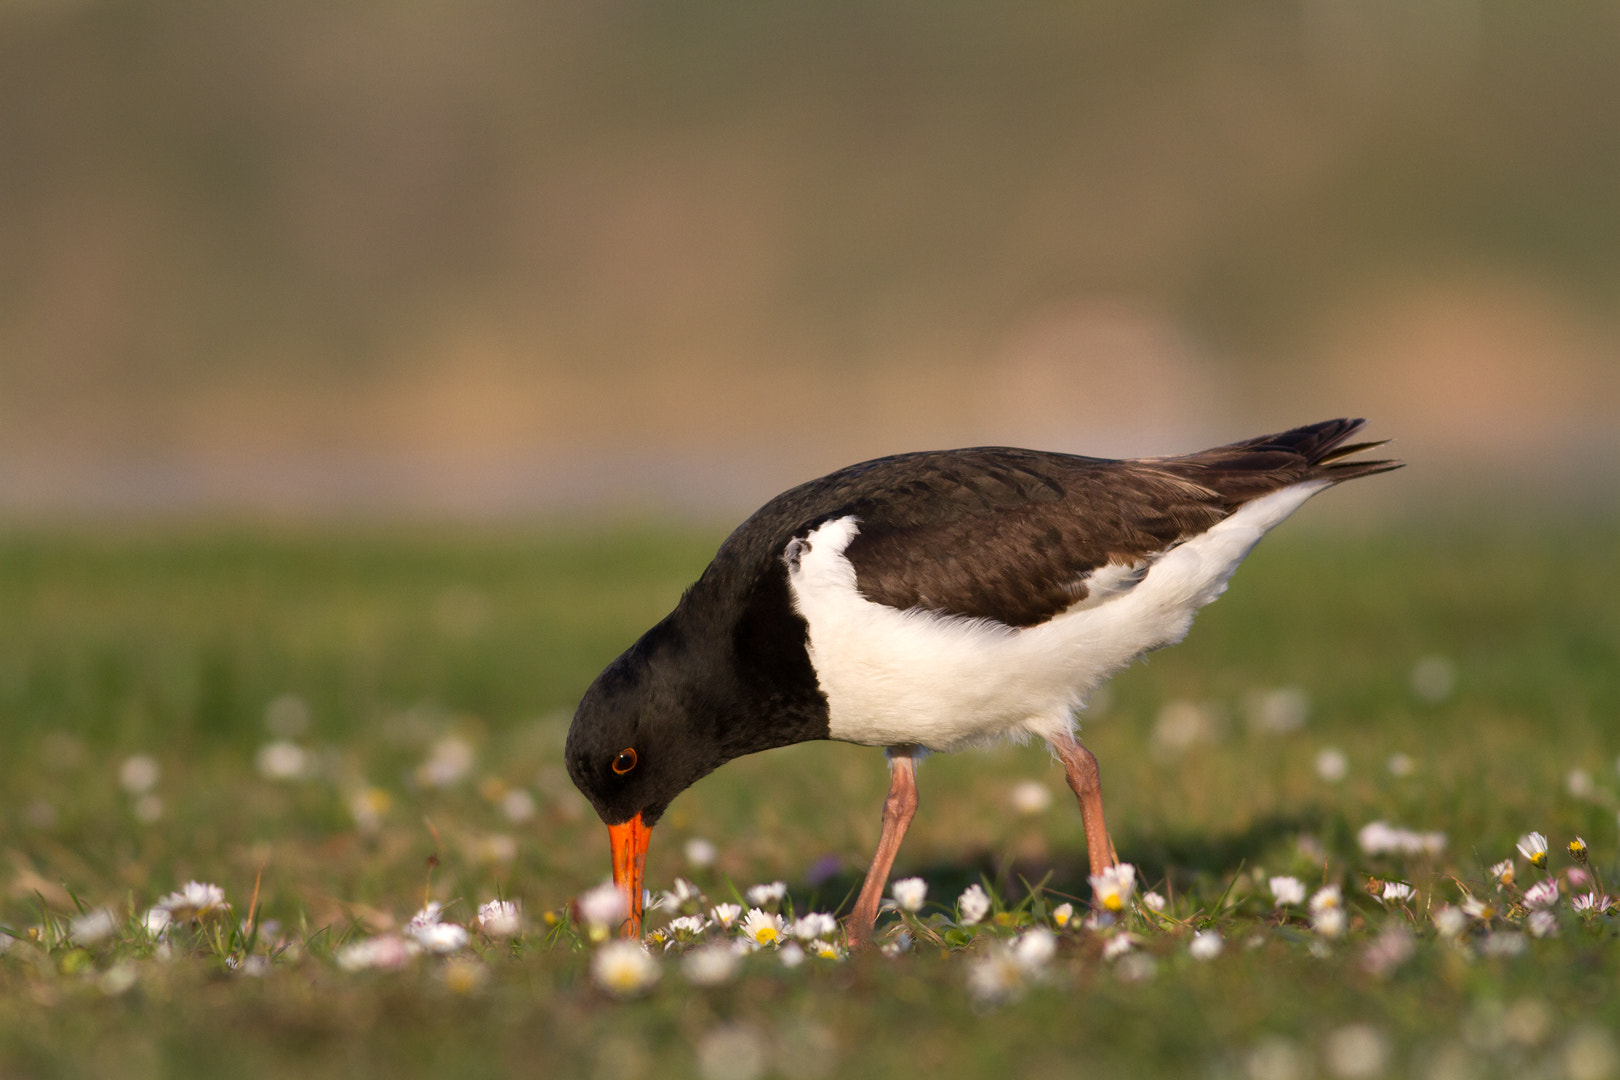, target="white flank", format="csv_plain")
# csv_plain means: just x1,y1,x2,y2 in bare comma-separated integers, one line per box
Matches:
786,481,1330,751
